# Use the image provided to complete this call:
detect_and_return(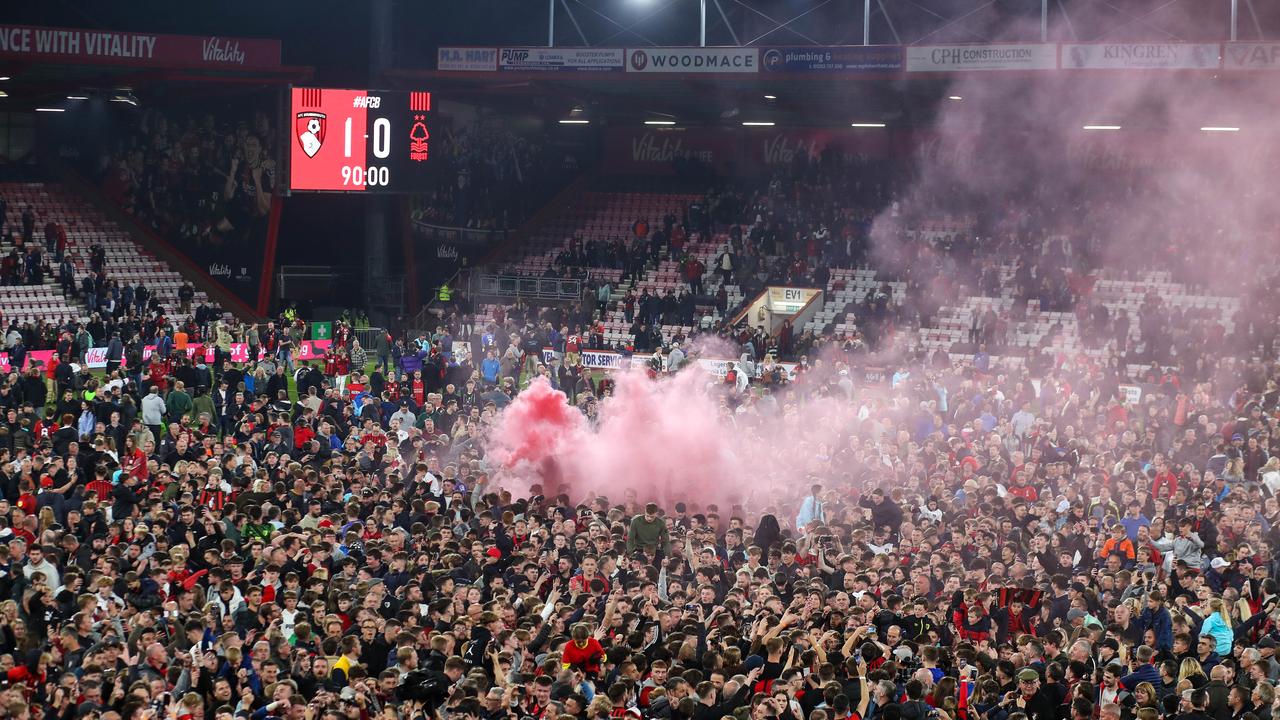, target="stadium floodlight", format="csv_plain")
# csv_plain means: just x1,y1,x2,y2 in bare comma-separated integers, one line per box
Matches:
1082,125,1121,130
67,95,89,100
558,119,589,124
948,95,963,101
850,122,886,128
1200,126,1239,132
36,107,66,112
0,91,7,98
644,120,675,125
763,95,777,100
0,77,9,81
742,121,775,126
